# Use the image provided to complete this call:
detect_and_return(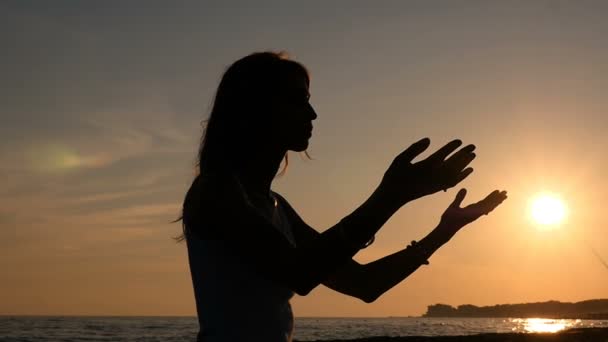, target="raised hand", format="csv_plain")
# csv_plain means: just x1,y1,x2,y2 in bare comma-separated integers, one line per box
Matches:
436,188,508,241
379,138,477,207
